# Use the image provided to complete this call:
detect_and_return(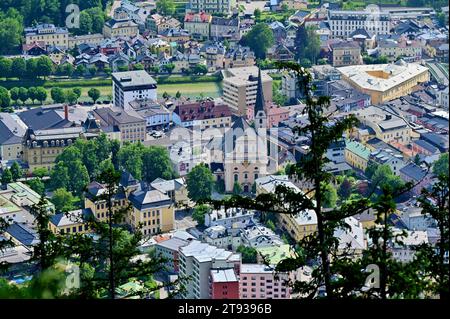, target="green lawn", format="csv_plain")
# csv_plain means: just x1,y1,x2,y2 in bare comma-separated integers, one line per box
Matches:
13,81,222,106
